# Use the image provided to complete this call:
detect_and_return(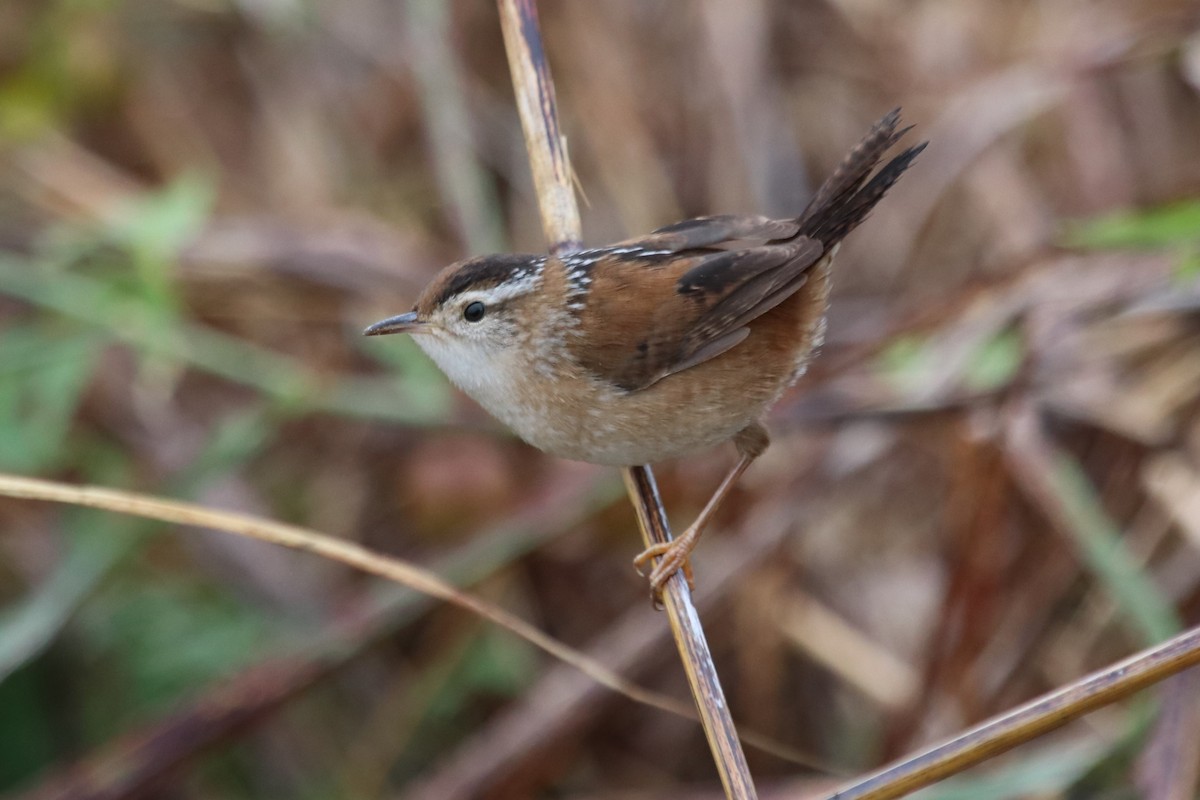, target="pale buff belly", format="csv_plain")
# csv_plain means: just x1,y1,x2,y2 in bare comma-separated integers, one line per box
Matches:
504,349,793,466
